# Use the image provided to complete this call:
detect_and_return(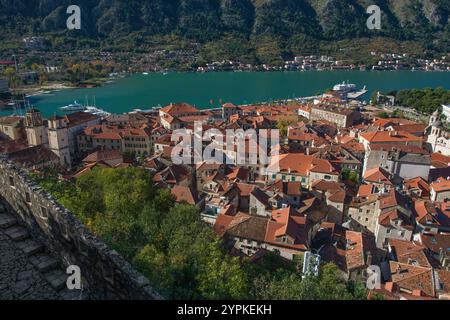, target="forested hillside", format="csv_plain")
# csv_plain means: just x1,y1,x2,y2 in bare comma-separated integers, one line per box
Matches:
1,0,449,41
